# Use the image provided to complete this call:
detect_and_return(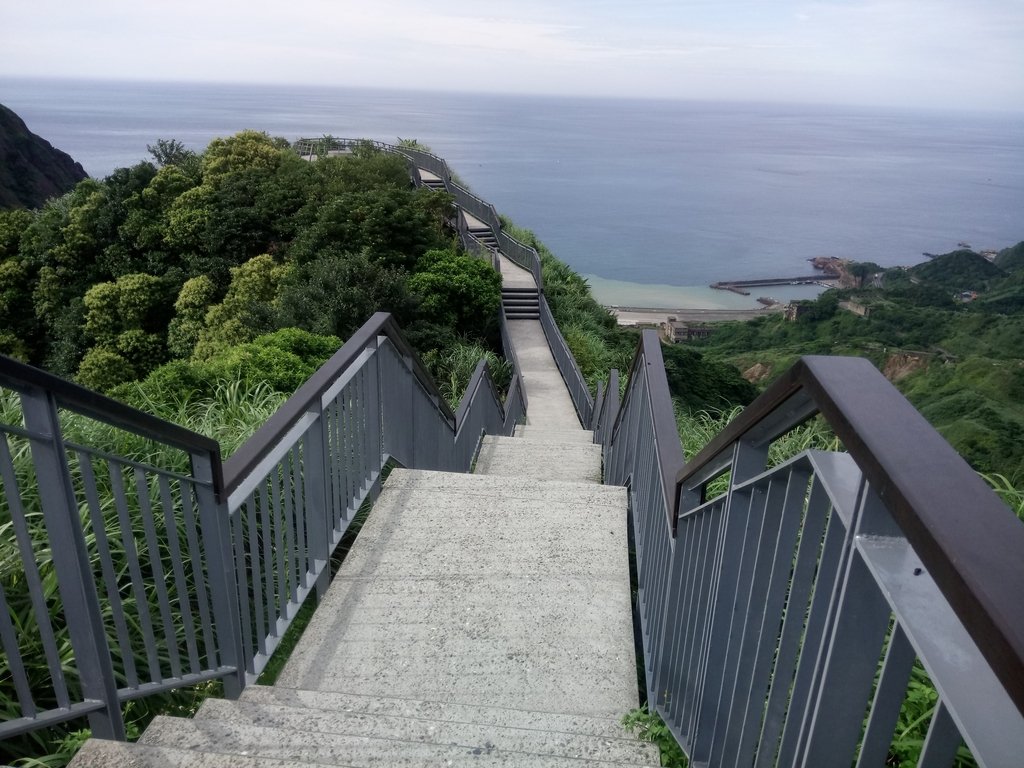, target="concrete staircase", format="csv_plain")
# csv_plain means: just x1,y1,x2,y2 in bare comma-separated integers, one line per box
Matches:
417,169,448,192
68,199,652,767
502,286,541,320
69,427,652,767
